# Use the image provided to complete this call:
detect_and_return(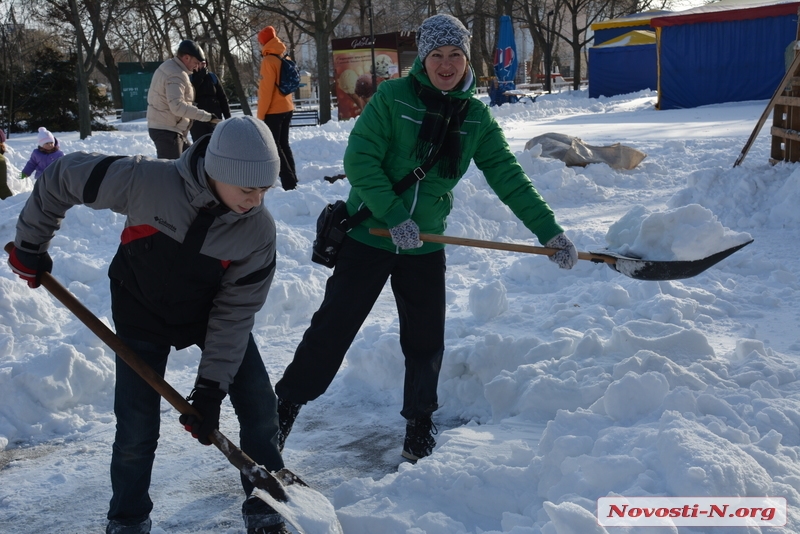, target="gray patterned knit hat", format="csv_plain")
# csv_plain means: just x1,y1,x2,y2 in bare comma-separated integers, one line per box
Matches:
204,116,280,188
416,14,471,61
